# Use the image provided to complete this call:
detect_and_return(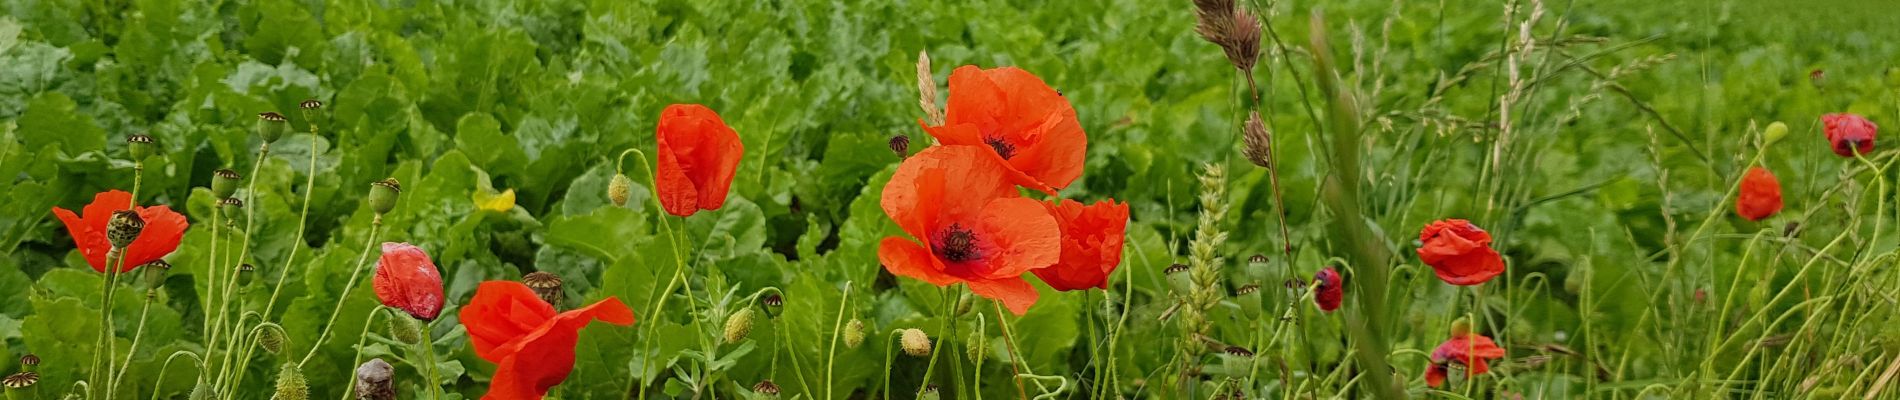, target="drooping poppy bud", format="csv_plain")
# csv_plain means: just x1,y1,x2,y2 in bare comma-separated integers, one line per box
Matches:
354,358,396,400
368,178,401,215
966,329,989,363
723,307,755,344
1763,121,1789,147
211,169,241,199
258,324,286,354
844,318,866,349
388,314,423,345
373,243,444,321
258,112,289,143
127,133,156,162
608,173,633,207
107,210,145,249
1313,267,1344,312
759,293,784,319
900,329,932,357
272,364,308,400
522,271,564,307
1736,166,1782,221
1822,113,1878,157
